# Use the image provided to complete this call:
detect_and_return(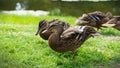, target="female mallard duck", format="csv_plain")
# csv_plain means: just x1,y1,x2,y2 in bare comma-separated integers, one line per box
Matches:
102,16,120,31
76,11,113,29
42,23,100,59
35,19,70,40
